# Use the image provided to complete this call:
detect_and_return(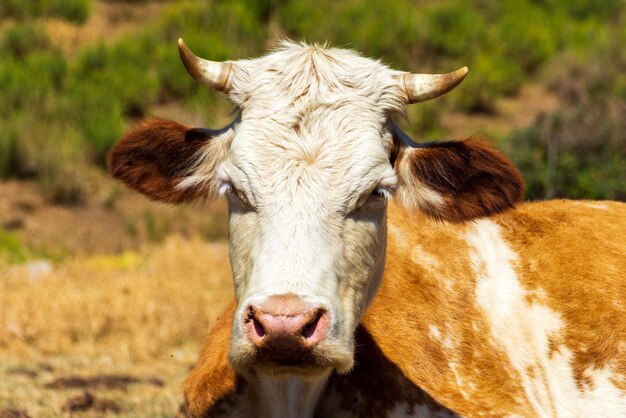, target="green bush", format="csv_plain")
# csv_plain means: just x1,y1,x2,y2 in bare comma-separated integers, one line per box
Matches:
0,25,66,108
154,0,266,57
493,3,557,73
0,0,91,23
1,22,52,60
539,0,625,21
506,106,626,201
419,1,487,60
47,0,91,23
0,131,23,180
405,102,444,140
101,0,156,3
0,110,90,204
73,40,160,117
0,26,71,178
64,78,125,164
453,51,524,112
